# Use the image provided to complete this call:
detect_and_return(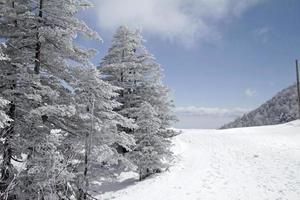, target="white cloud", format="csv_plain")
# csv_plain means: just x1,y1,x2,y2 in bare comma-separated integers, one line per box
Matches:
245,88,257,97
175,106,249,118
93,0,266,47
174,106,250,129
253,26,272,43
